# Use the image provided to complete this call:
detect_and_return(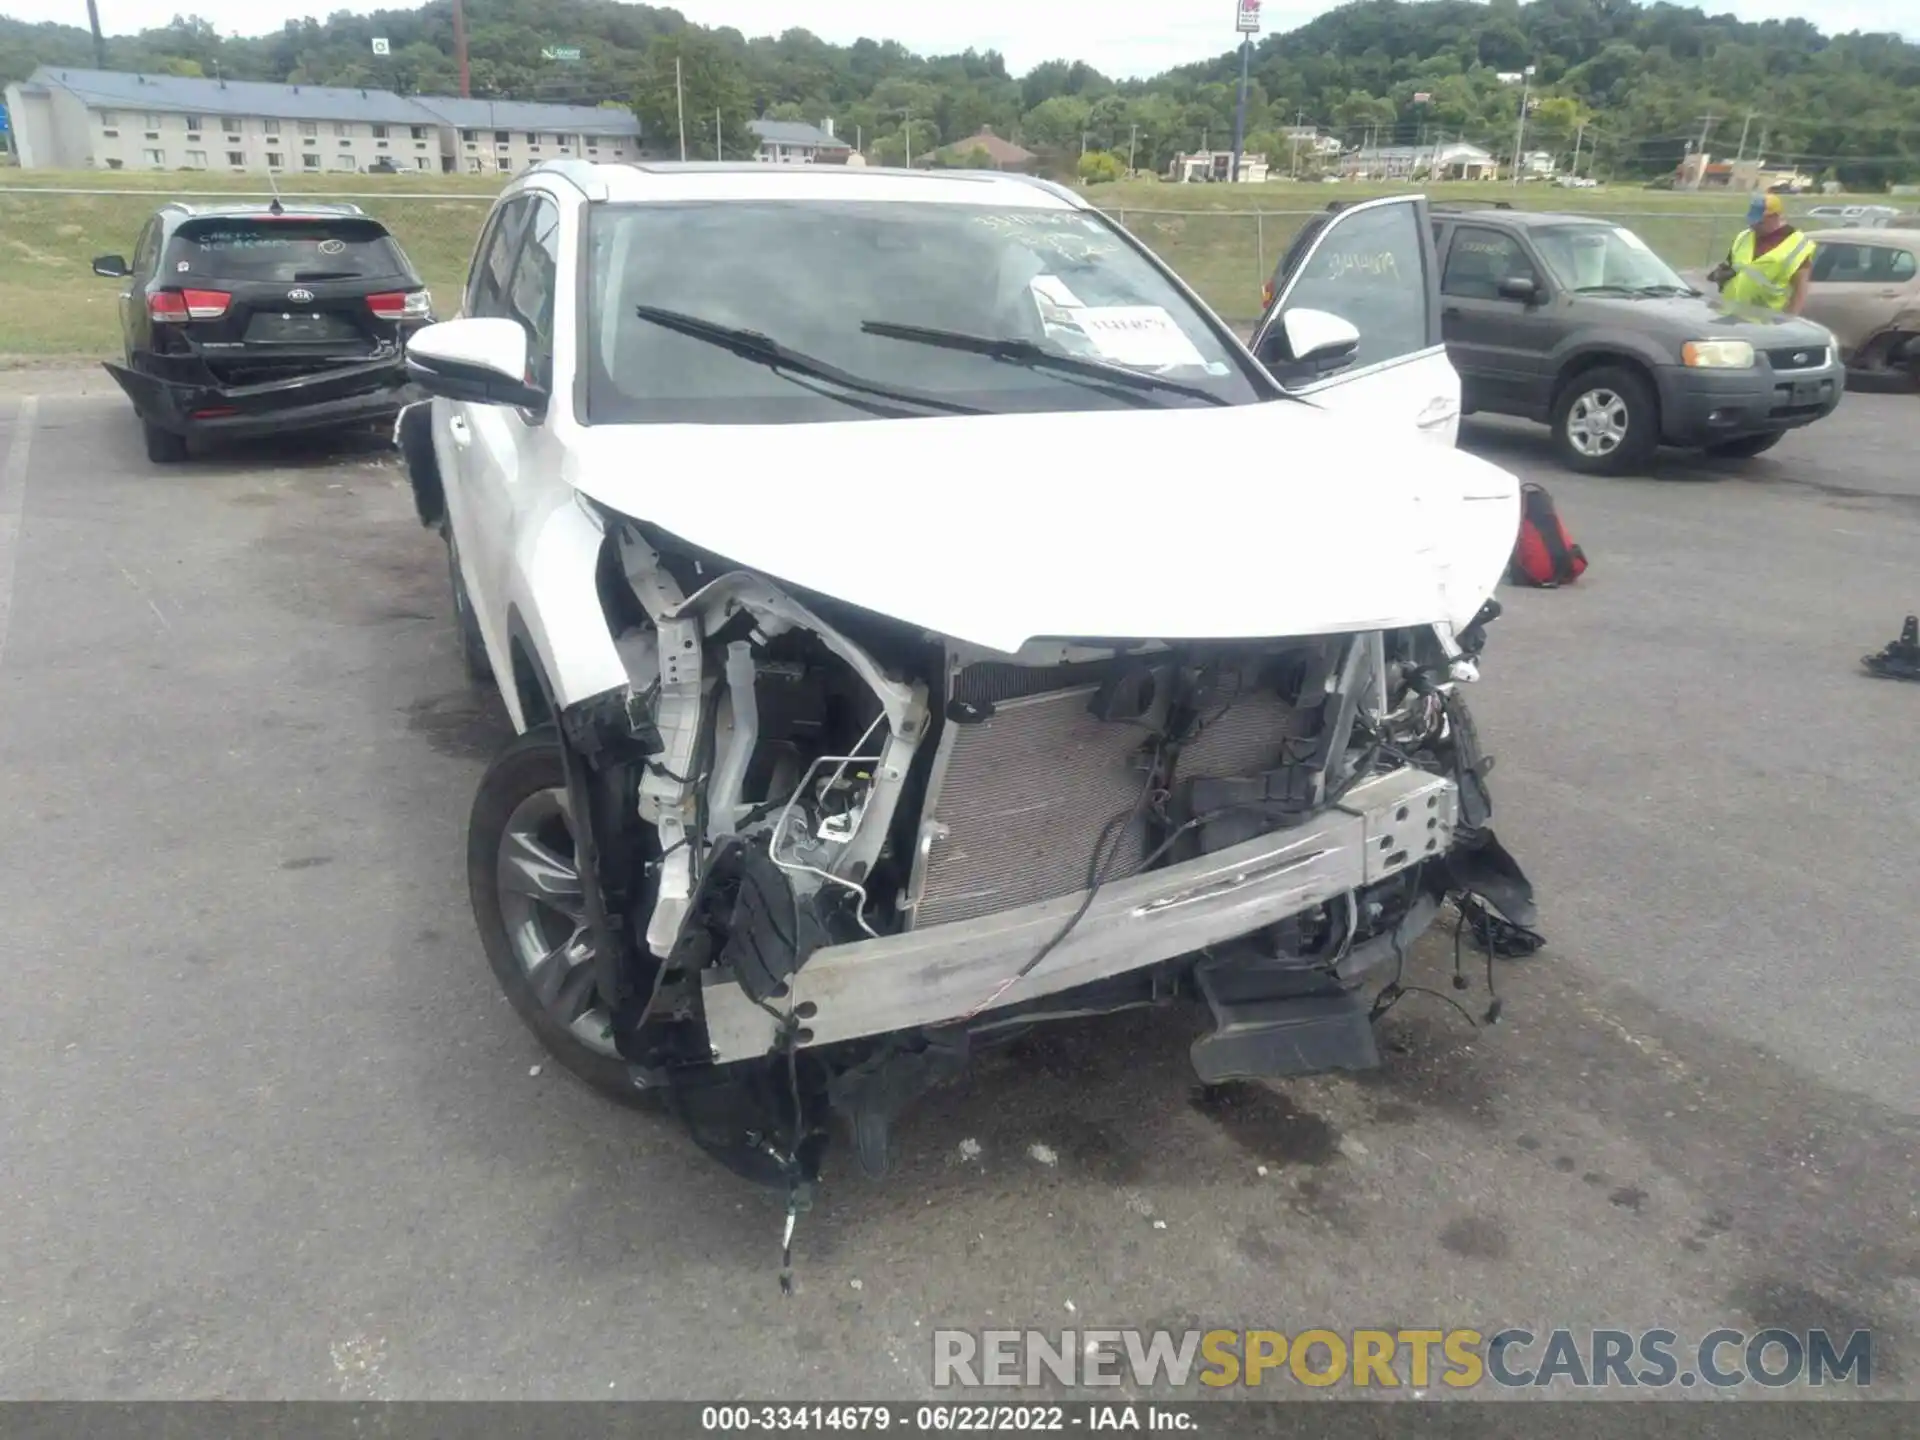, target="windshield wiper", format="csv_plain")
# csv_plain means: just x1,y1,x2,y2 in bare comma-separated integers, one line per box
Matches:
859,320,1231,406
291,269,364,281
1573,284,1642,296
631,305,986,416
1631,283,1696,296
